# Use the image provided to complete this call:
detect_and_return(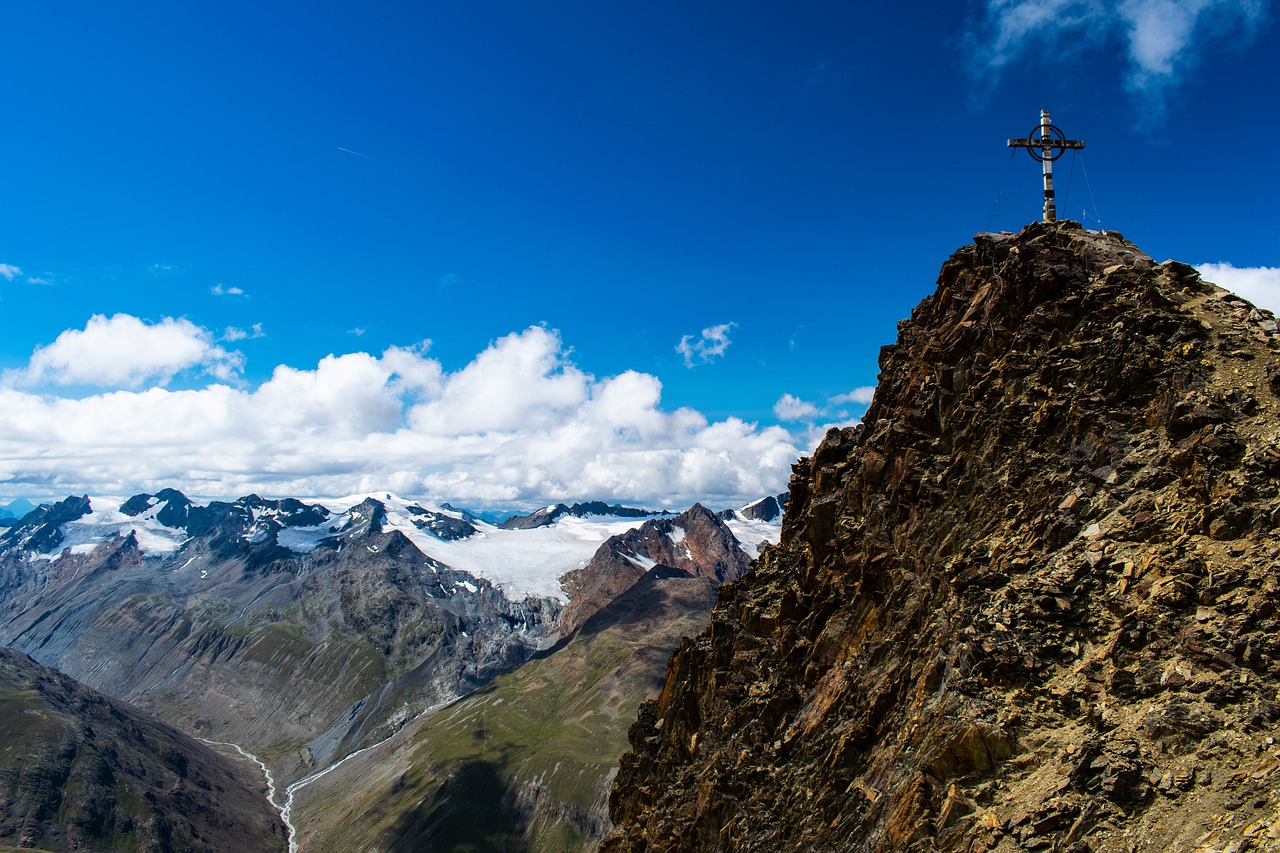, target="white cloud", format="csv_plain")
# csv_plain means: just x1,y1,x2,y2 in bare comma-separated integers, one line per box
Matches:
966,0,1269,110
676,323,735,367
774,393,820,421
211,283,246,297
223,323,265,342
773,385,876,428
0,325,800,508
0,263,22,281
1195,262,1280,313
7,314,244,388
830,386,877,406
